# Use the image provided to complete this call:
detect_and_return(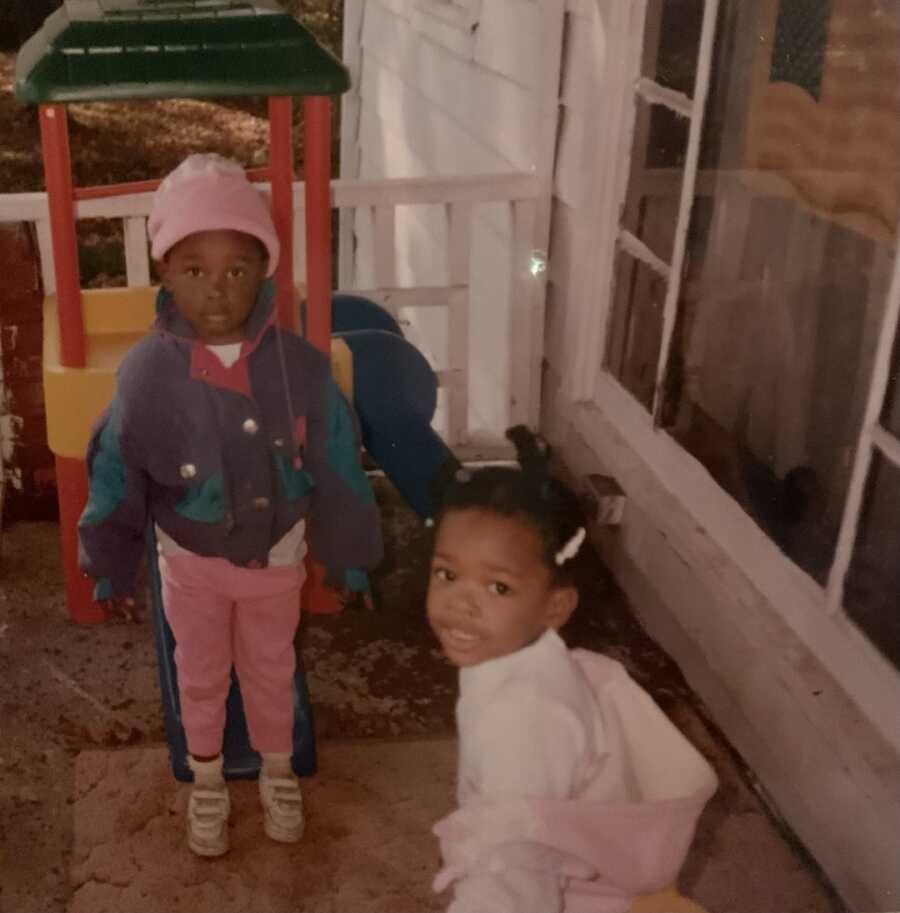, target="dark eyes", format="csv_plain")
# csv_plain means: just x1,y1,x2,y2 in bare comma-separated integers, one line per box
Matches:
432,567,511,596
182,266,247,279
